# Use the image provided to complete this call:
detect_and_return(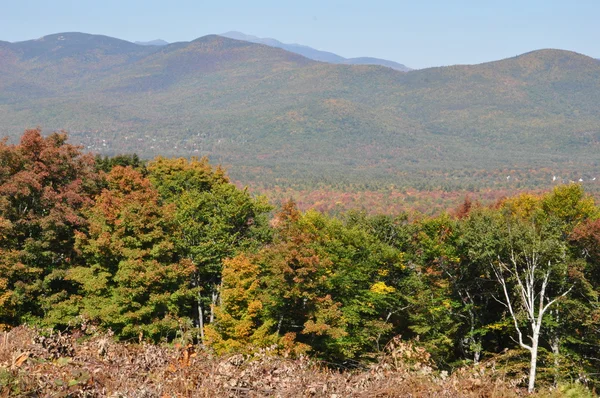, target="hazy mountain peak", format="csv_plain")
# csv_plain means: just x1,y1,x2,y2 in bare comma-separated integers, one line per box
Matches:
190,34,256,48
30,32,133,45
8,32,157,63
135,39,169,46
477,48,600,74
219,31,412,71
220,31,262,42
35,32,96,41
15,32,141,48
